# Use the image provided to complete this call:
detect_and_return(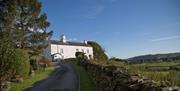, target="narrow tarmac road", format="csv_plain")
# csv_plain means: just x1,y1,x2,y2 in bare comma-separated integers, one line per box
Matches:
24,62,79,91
